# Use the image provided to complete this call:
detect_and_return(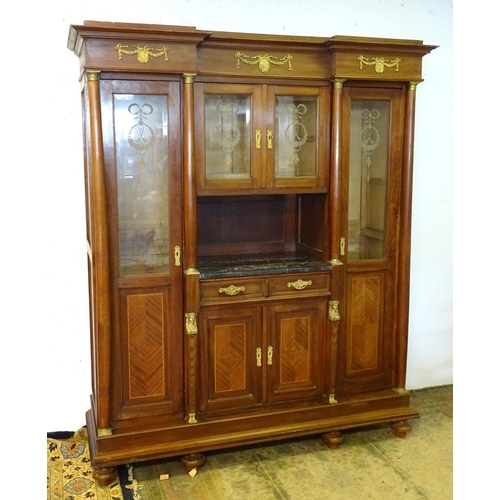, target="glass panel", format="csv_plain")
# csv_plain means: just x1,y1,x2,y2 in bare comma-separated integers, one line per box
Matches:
204,95,251,179
274,95,318,178
348,100,390,261
114,94,170,276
